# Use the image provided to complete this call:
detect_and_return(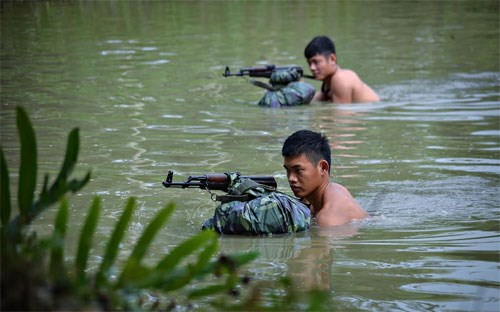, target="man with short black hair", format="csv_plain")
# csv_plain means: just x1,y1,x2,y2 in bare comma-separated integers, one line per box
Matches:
282,130,367,226
304,35,379,103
